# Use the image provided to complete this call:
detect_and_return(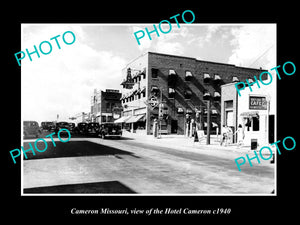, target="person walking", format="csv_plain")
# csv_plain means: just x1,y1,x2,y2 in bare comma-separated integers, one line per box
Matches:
153,118,158,138
234,124,245,148
220,125,229,146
